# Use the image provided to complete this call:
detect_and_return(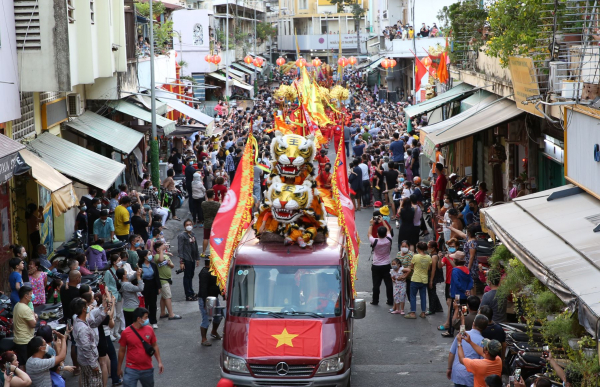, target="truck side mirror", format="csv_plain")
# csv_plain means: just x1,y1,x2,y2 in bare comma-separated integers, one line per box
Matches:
206,296,217,318
352,299,366,319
